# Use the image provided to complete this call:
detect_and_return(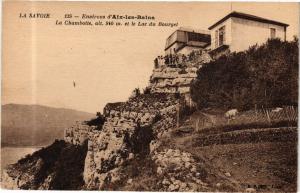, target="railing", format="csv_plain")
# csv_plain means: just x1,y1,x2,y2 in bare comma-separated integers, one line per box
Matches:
192,106,298,131
154,49,210,68
228,106,298,125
